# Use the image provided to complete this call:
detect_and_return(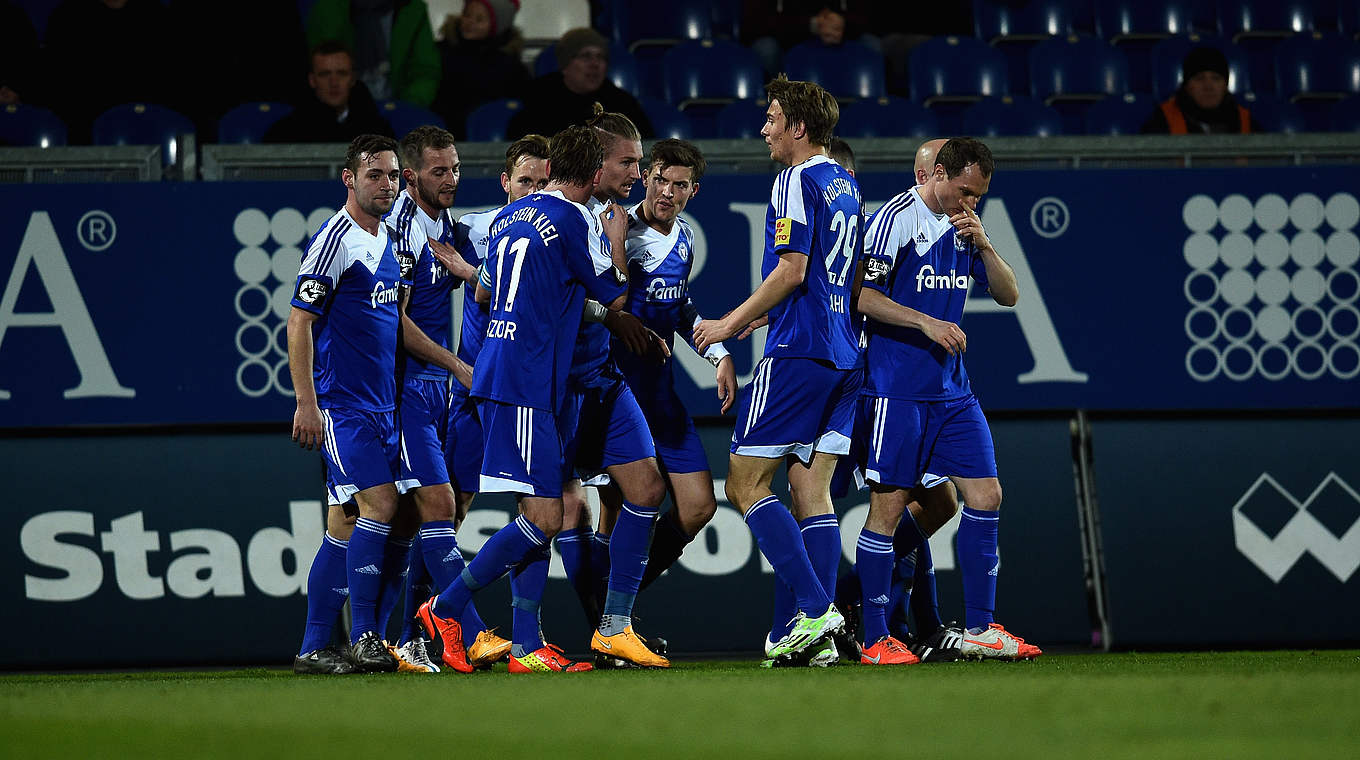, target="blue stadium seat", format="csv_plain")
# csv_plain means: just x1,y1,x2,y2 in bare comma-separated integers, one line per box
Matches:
836,97,940,139
1275,32,1360,100
465,98,523,142
1083,92,1157,134
1217,0,1316,40
714,99,769,139
783,41,887,100
610,0,711,51
910,35,1009,104
1331,94,1360,131
711,1,739,40
534,42,643,96
1150,35,1253,100
636,95,692,139
0,103,67,147
217,102,292,145
1342,2,1360,40
1030,34,1129,133
92,103,195,167
661,39,764,106
1095,0,1197,41
961,95,1064,136
379,100,445,138
973,0,1075,95
1241,93,1307,132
